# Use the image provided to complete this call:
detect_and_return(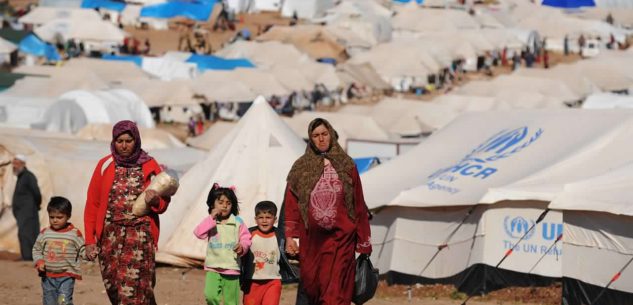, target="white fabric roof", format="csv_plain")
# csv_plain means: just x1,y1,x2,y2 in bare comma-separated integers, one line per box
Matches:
34,17,127,43
76,123,185,149
158,97,305,265
582,93,633,109
392,6,481,32
0,95,56,129
339,97,459,136
455,75,581,103
0,37,16,54
36,89,154,133
283,111,392,148
185,121,237,151
361,109,633,209
19,7,101,25
549,162,633,216
115,78,198,107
